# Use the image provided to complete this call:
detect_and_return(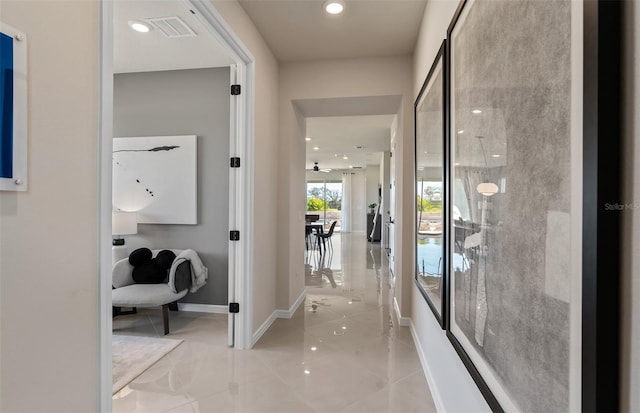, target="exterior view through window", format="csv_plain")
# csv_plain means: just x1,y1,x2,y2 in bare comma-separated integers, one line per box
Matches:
416,180,443,305
306,180,342,232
